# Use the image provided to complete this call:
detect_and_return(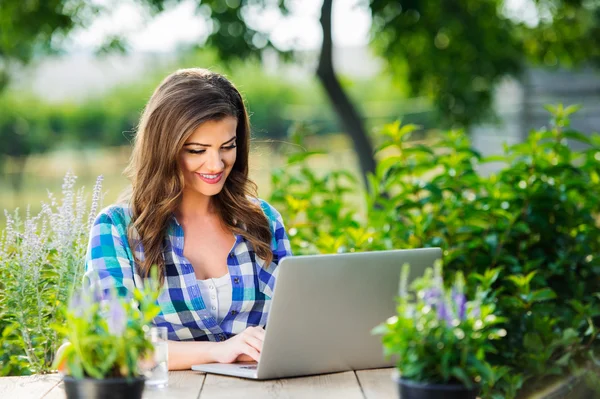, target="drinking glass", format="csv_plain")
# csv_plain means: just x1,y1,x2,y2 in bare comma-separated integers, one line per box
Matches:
143,326,169,387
